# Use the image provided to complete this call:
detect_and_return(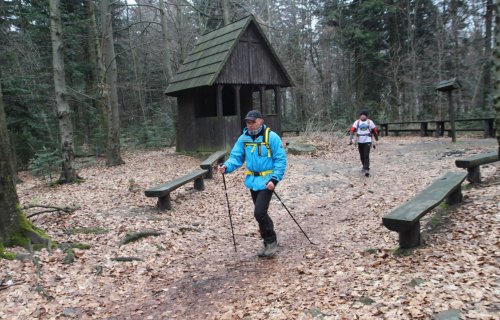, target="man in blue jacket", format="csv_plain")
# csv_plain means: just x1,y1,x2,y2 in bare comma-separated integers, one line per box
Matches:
218,110,287,257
